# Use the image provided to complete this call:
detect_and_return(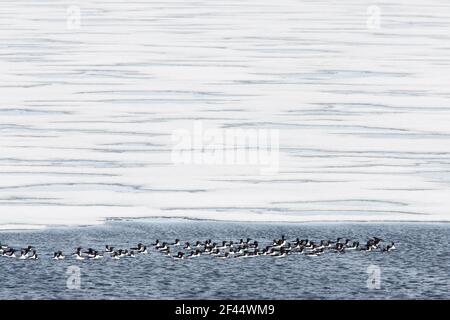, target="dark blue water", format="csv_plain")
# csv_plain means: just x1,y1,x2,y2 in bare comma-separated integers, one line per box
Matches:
0,219,448,299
